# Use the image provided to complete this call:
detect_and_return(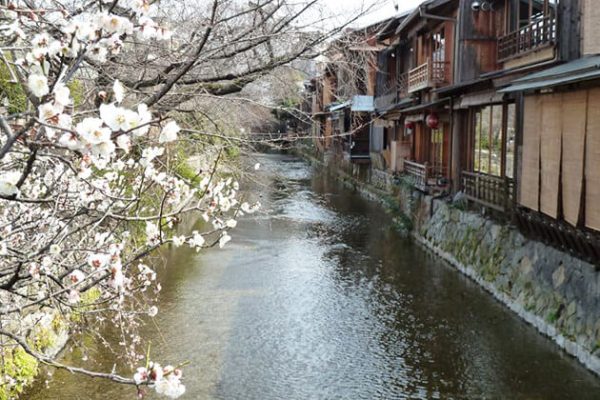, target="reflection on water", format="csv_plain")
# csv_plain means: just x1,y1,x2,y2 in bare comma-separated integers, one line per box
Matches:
26,153,600,399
